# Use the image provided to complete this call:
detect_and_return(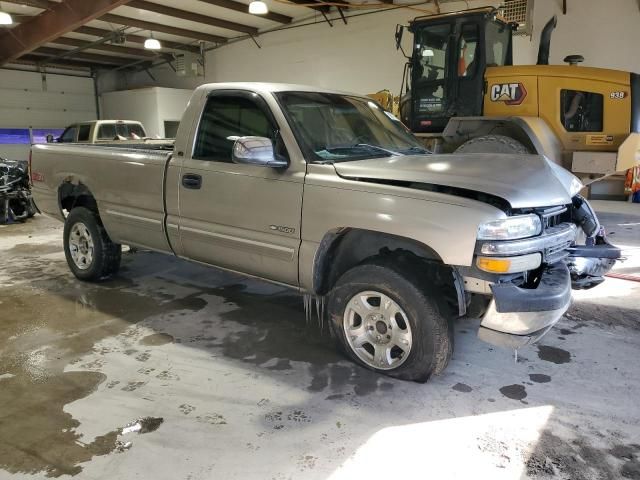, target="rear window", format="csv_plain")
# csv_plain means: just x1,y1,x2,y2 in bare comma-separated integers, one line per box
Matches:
97,123,145,140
